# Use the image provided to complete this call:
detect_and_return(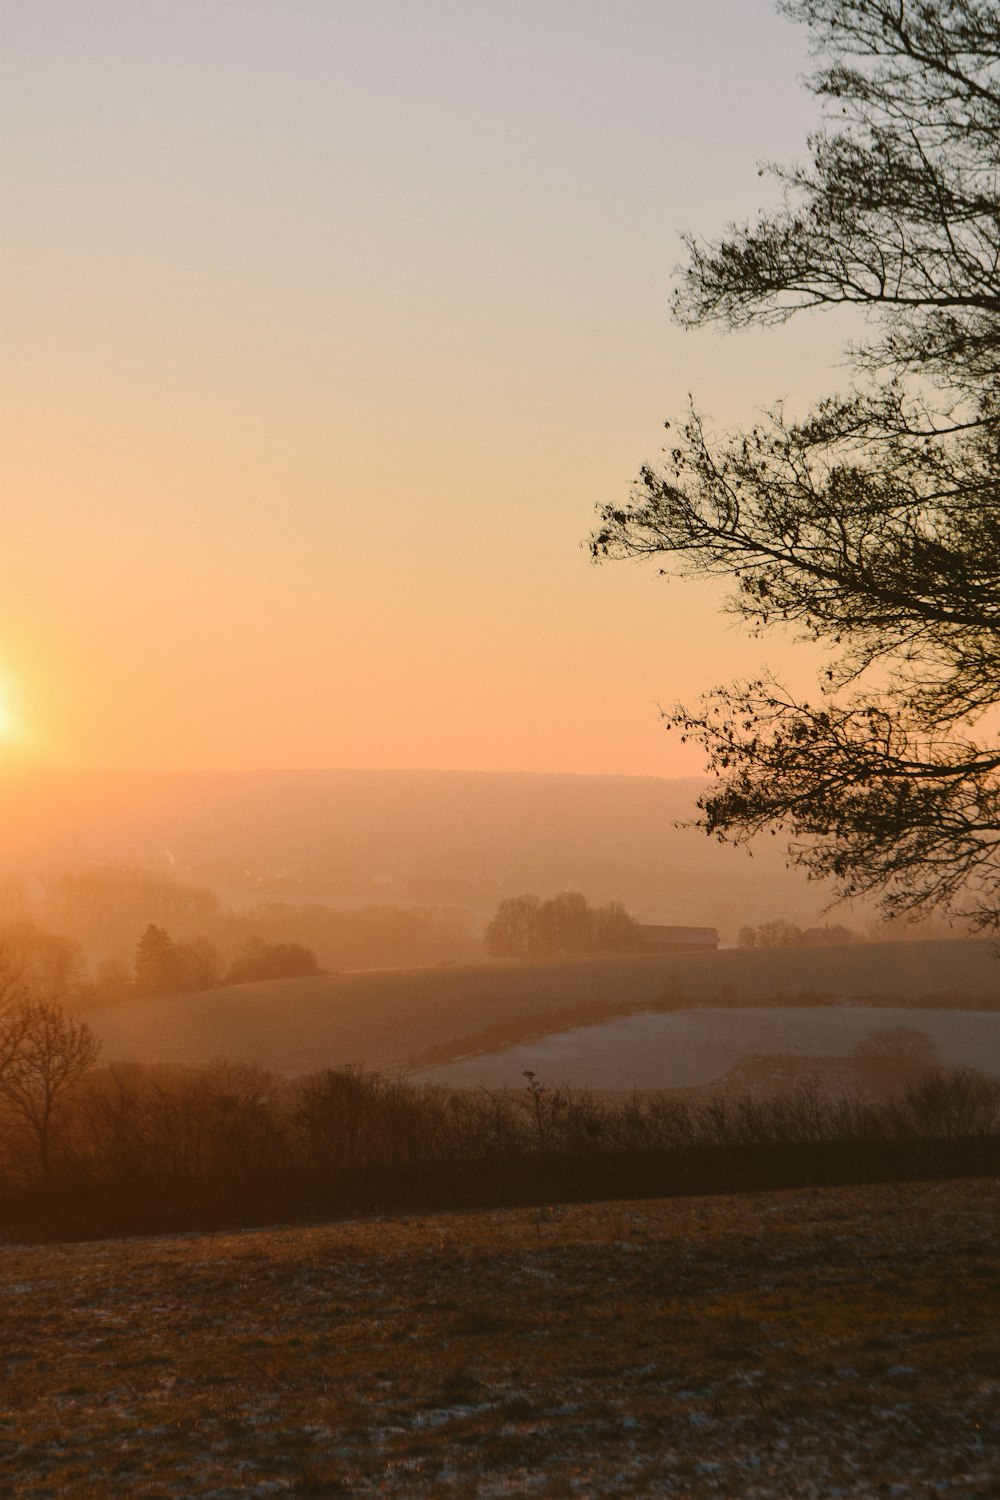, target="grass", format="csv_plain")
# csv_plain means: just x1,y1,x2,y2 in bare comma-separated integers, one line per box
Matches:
2,1177,998,1496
